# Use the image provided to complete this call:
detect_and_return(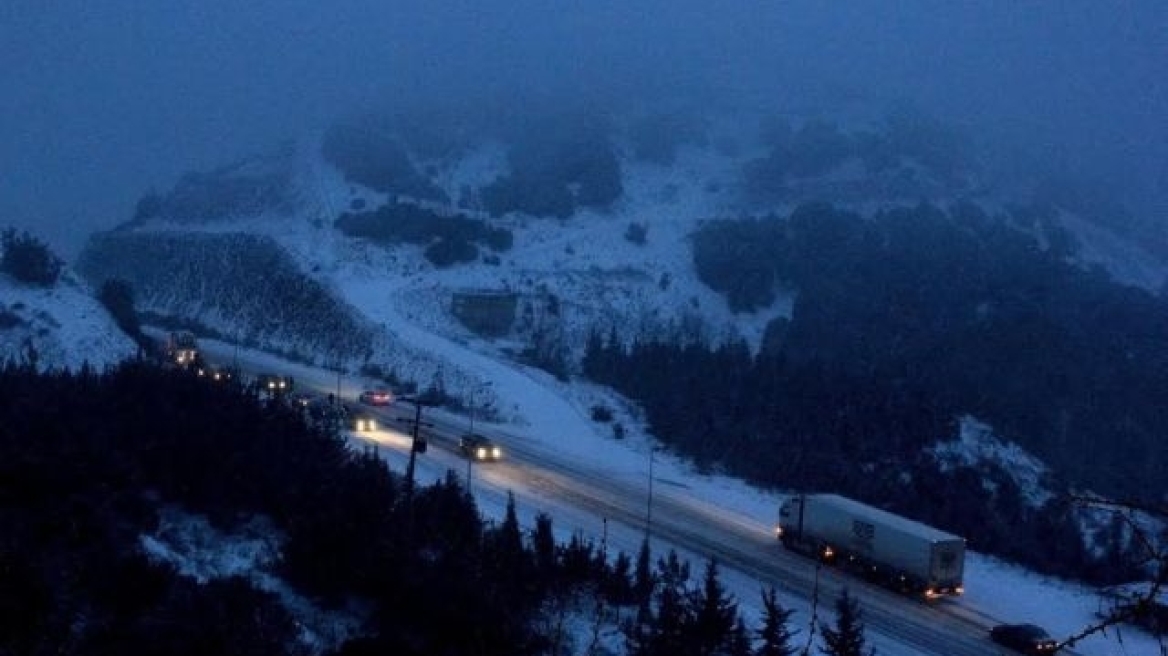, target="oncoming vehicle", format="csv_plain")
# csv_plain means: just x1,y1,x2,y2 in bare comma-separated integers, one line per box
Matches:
358,388,395,406
989,624,1058,654
255,374,294,395
459,434,501,461
350,413,377,432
